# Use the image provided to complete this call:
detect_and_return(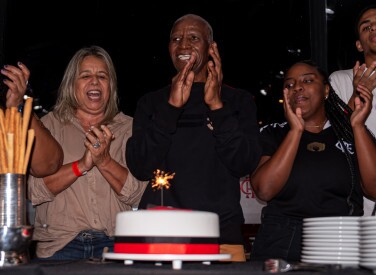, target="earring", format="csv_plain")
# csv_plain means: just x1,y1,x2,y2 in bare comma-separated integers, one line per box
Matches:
325,95,328,100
